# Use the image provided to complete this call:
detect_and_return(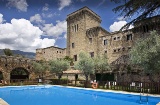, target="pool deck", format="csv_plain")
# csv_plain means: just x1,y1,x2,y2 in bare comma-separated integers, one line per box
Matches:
55,85,160,98
0,98,9,105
